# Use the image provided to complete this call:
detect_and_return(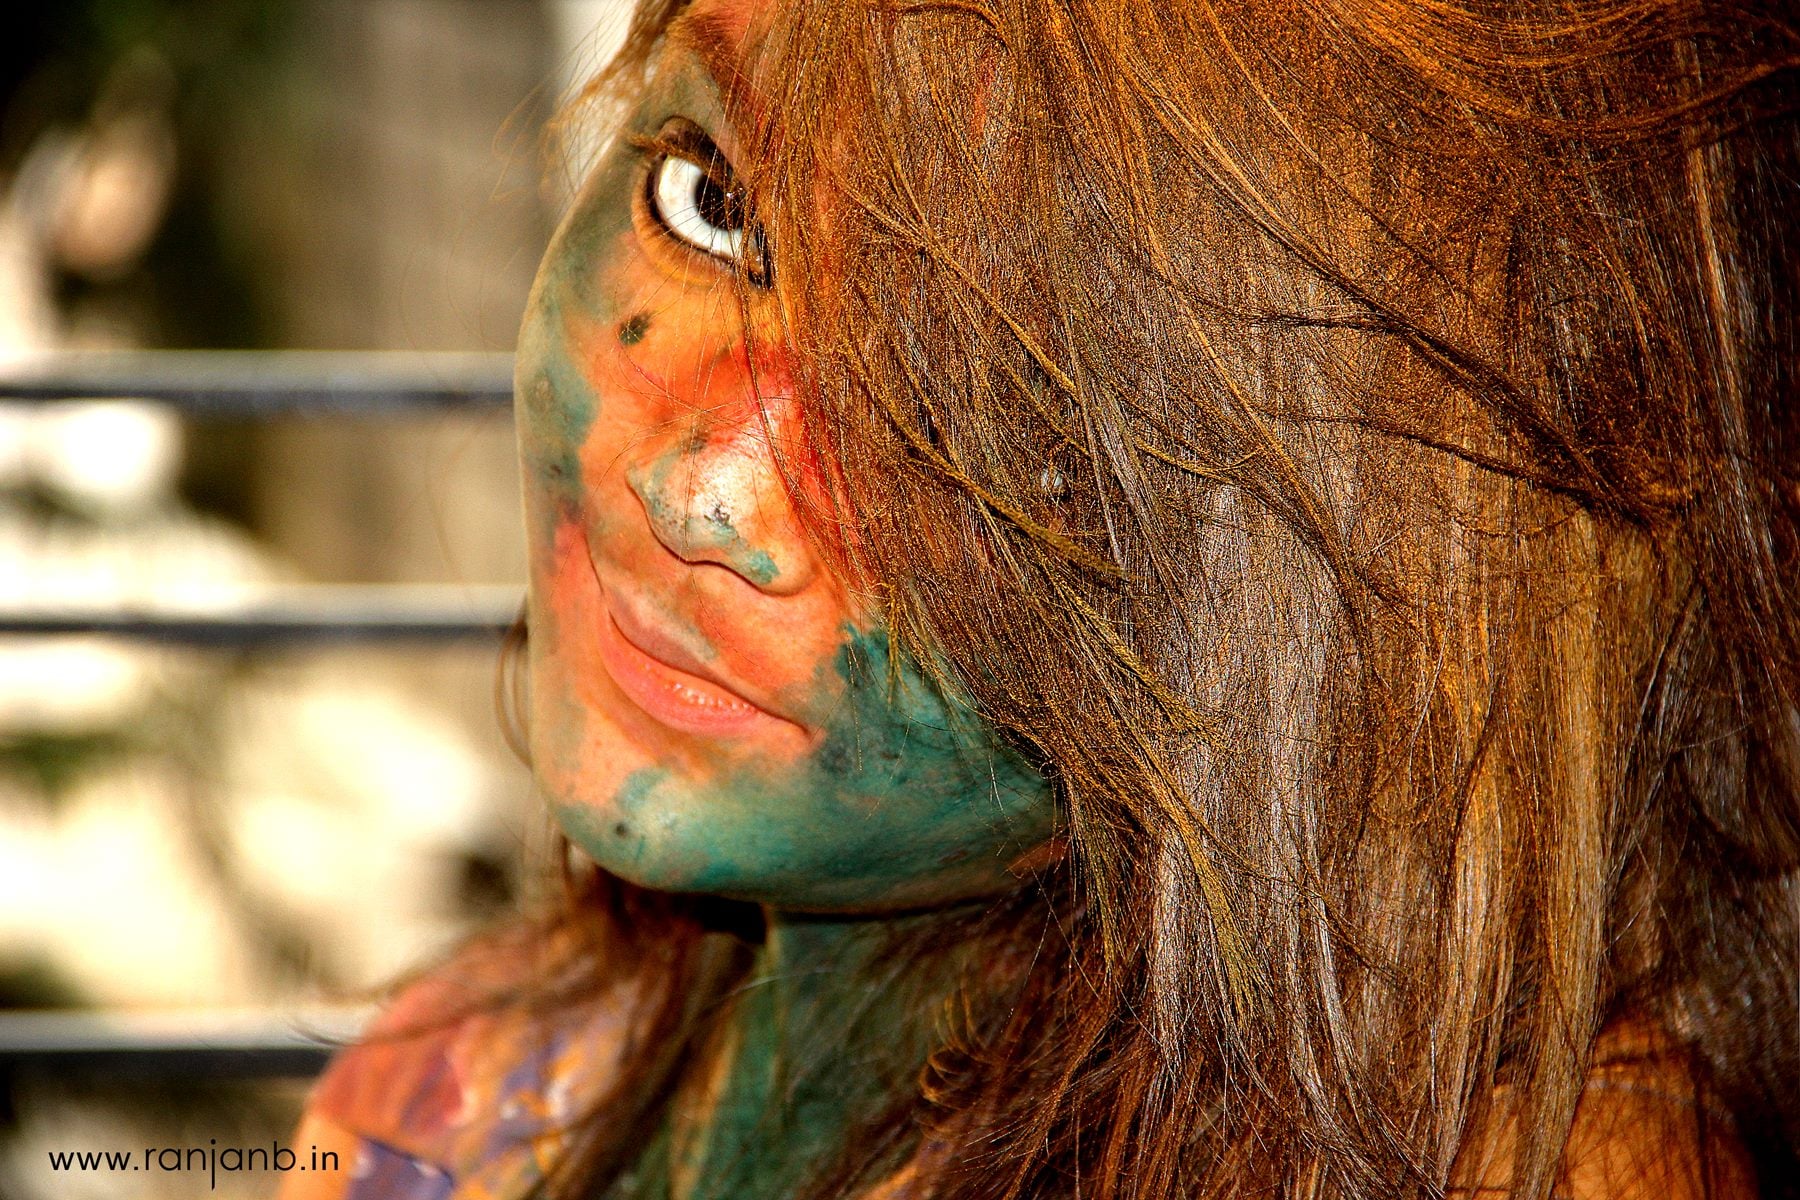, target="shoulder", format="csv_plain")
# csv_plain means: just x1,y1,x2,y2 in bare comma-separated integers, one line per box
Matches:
277,920,641,1200
1451,1018,1759,1200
